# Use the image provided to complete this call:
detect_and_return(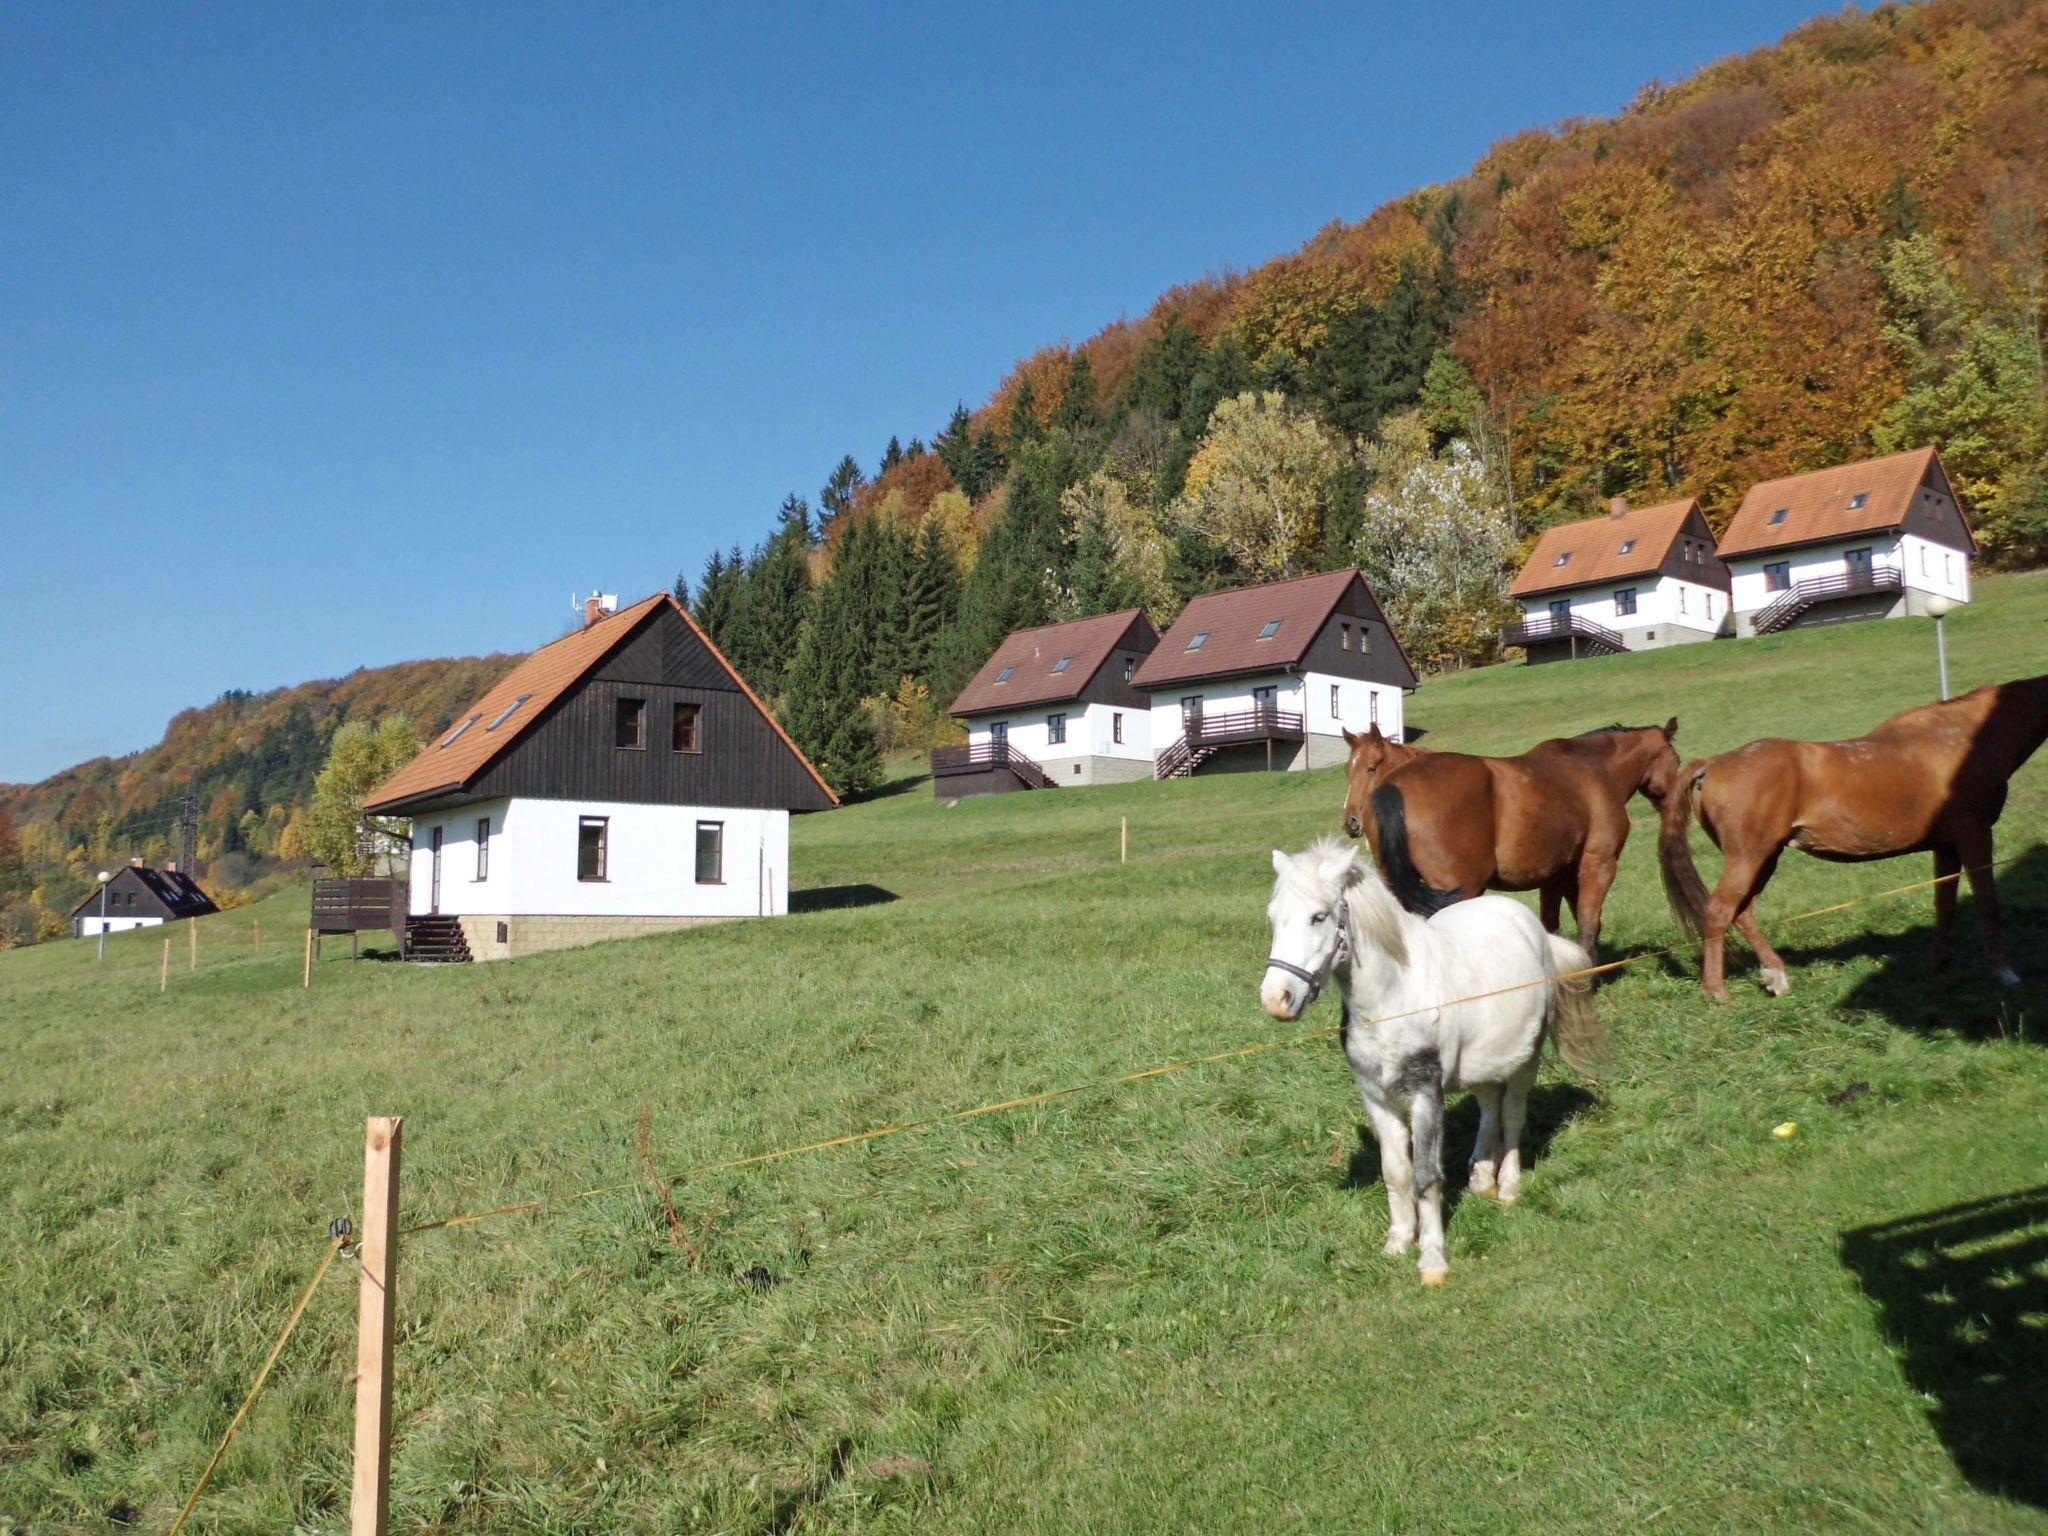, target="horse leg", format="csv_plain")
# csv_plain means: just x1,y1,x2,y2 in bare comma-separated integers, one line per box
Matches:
1729,851,1789,997
1573,852,1619,962
1956,826,2020,987
1468,1082,1503,1197
1931,843,1959,969
1363,1099,1417,1257
1497,1060,1536,1206
1538,880,1565,935
1409,1078,1449,1285
1702,846,1777,1003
